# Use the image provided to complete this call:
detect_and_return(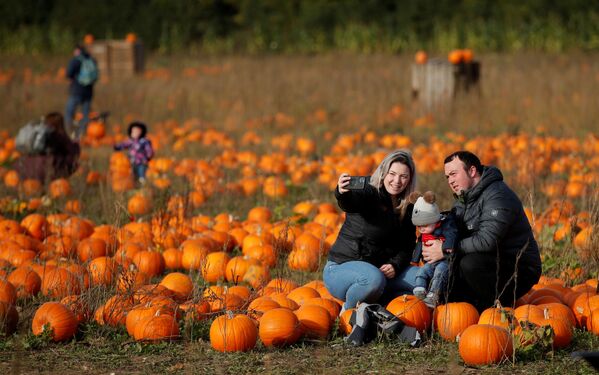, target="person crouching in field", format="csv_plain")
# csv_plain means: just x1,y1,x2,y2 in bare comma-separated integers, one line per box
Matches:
409,191,457,309
113,122,154,185
323,150,420,313
16,112,80,183
422,151,542,312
